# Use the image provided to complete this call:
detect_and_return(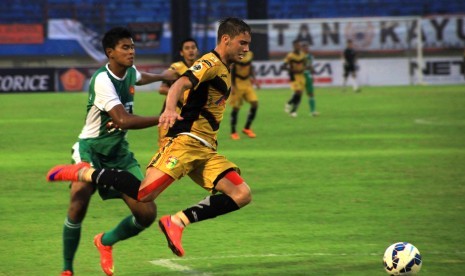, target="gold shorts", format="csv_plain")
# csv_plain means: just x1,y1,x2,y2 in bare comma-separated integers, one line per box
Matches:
229,78,258,109
290,74,305,91
148,135,239,193
158,127,168,148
